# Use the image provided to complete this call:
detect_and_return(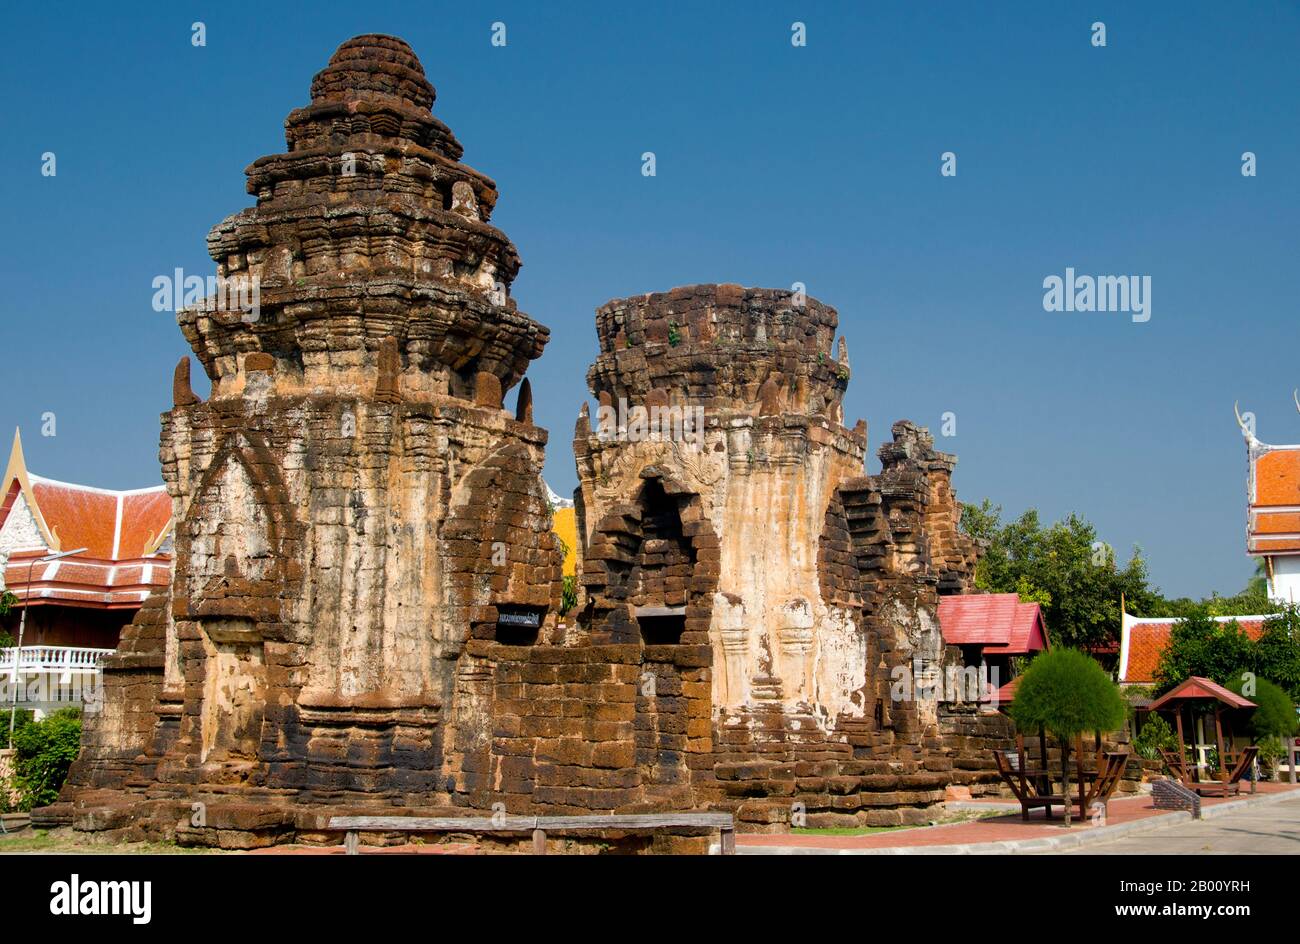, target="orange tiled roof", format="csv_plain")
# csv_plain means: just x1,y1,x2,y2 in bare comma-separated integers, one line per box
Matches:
1118,613,1270,685
1247,438,1300,555
4,551,172,609
0,430,172,609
